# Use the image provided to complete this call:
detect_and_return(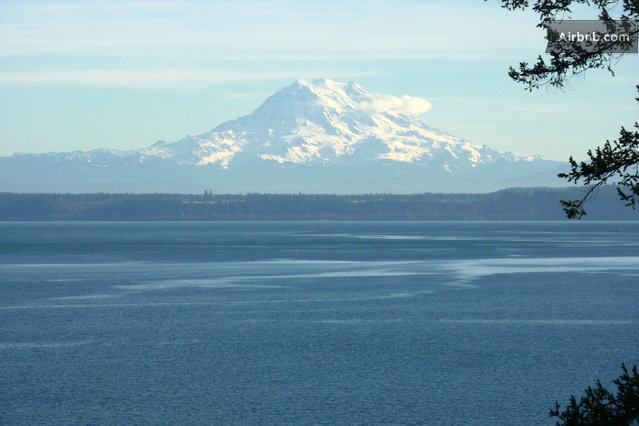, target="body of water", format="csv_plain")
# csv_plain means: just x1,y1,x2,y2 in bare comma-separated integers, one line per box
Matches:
1,221,638,424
